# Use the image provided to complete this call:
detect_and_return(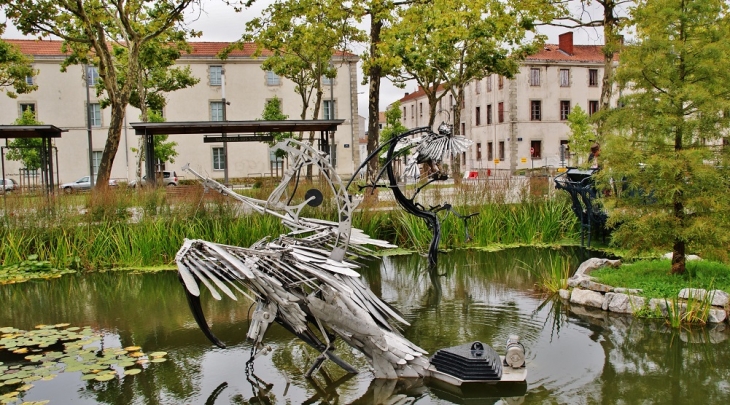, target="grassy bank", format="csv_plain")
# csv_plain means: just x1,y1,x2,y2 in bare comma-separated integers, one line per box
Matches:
0,183,579,271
